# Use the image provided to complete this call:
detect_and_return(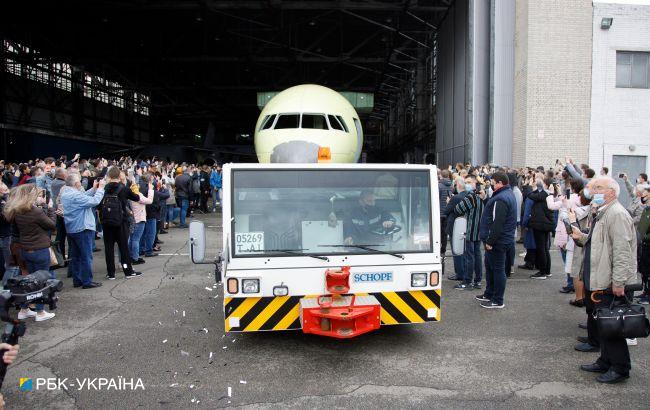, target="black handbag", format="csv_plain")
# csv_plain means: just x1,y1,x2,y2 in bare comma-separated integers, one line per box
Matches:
594,296,650,339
